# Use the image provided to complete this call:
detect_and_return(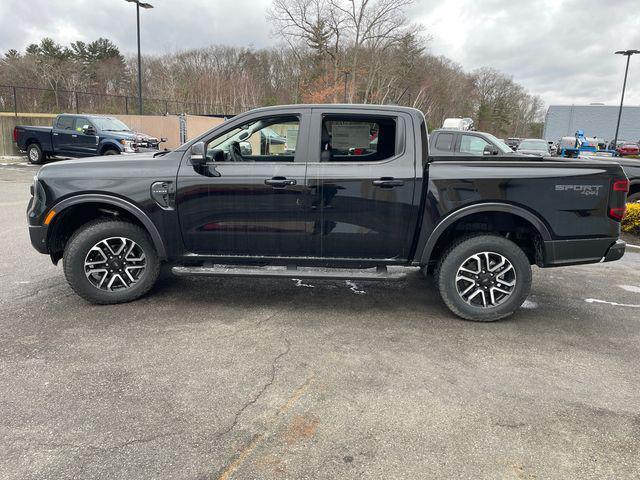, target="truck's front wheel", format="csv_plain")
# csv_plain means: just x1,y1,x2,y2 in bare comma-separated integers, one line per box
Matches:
63,219,160,304
26,143,44,164
435,235,532,322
